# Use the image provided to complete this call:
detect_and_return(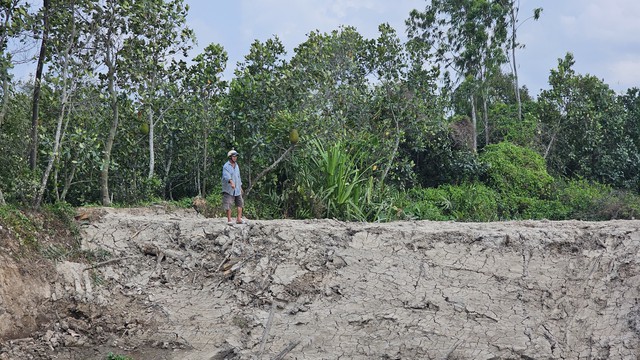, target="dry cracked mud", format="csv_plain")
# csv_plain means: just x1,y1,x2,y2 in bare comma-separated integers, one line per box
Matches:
1,206,640,359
